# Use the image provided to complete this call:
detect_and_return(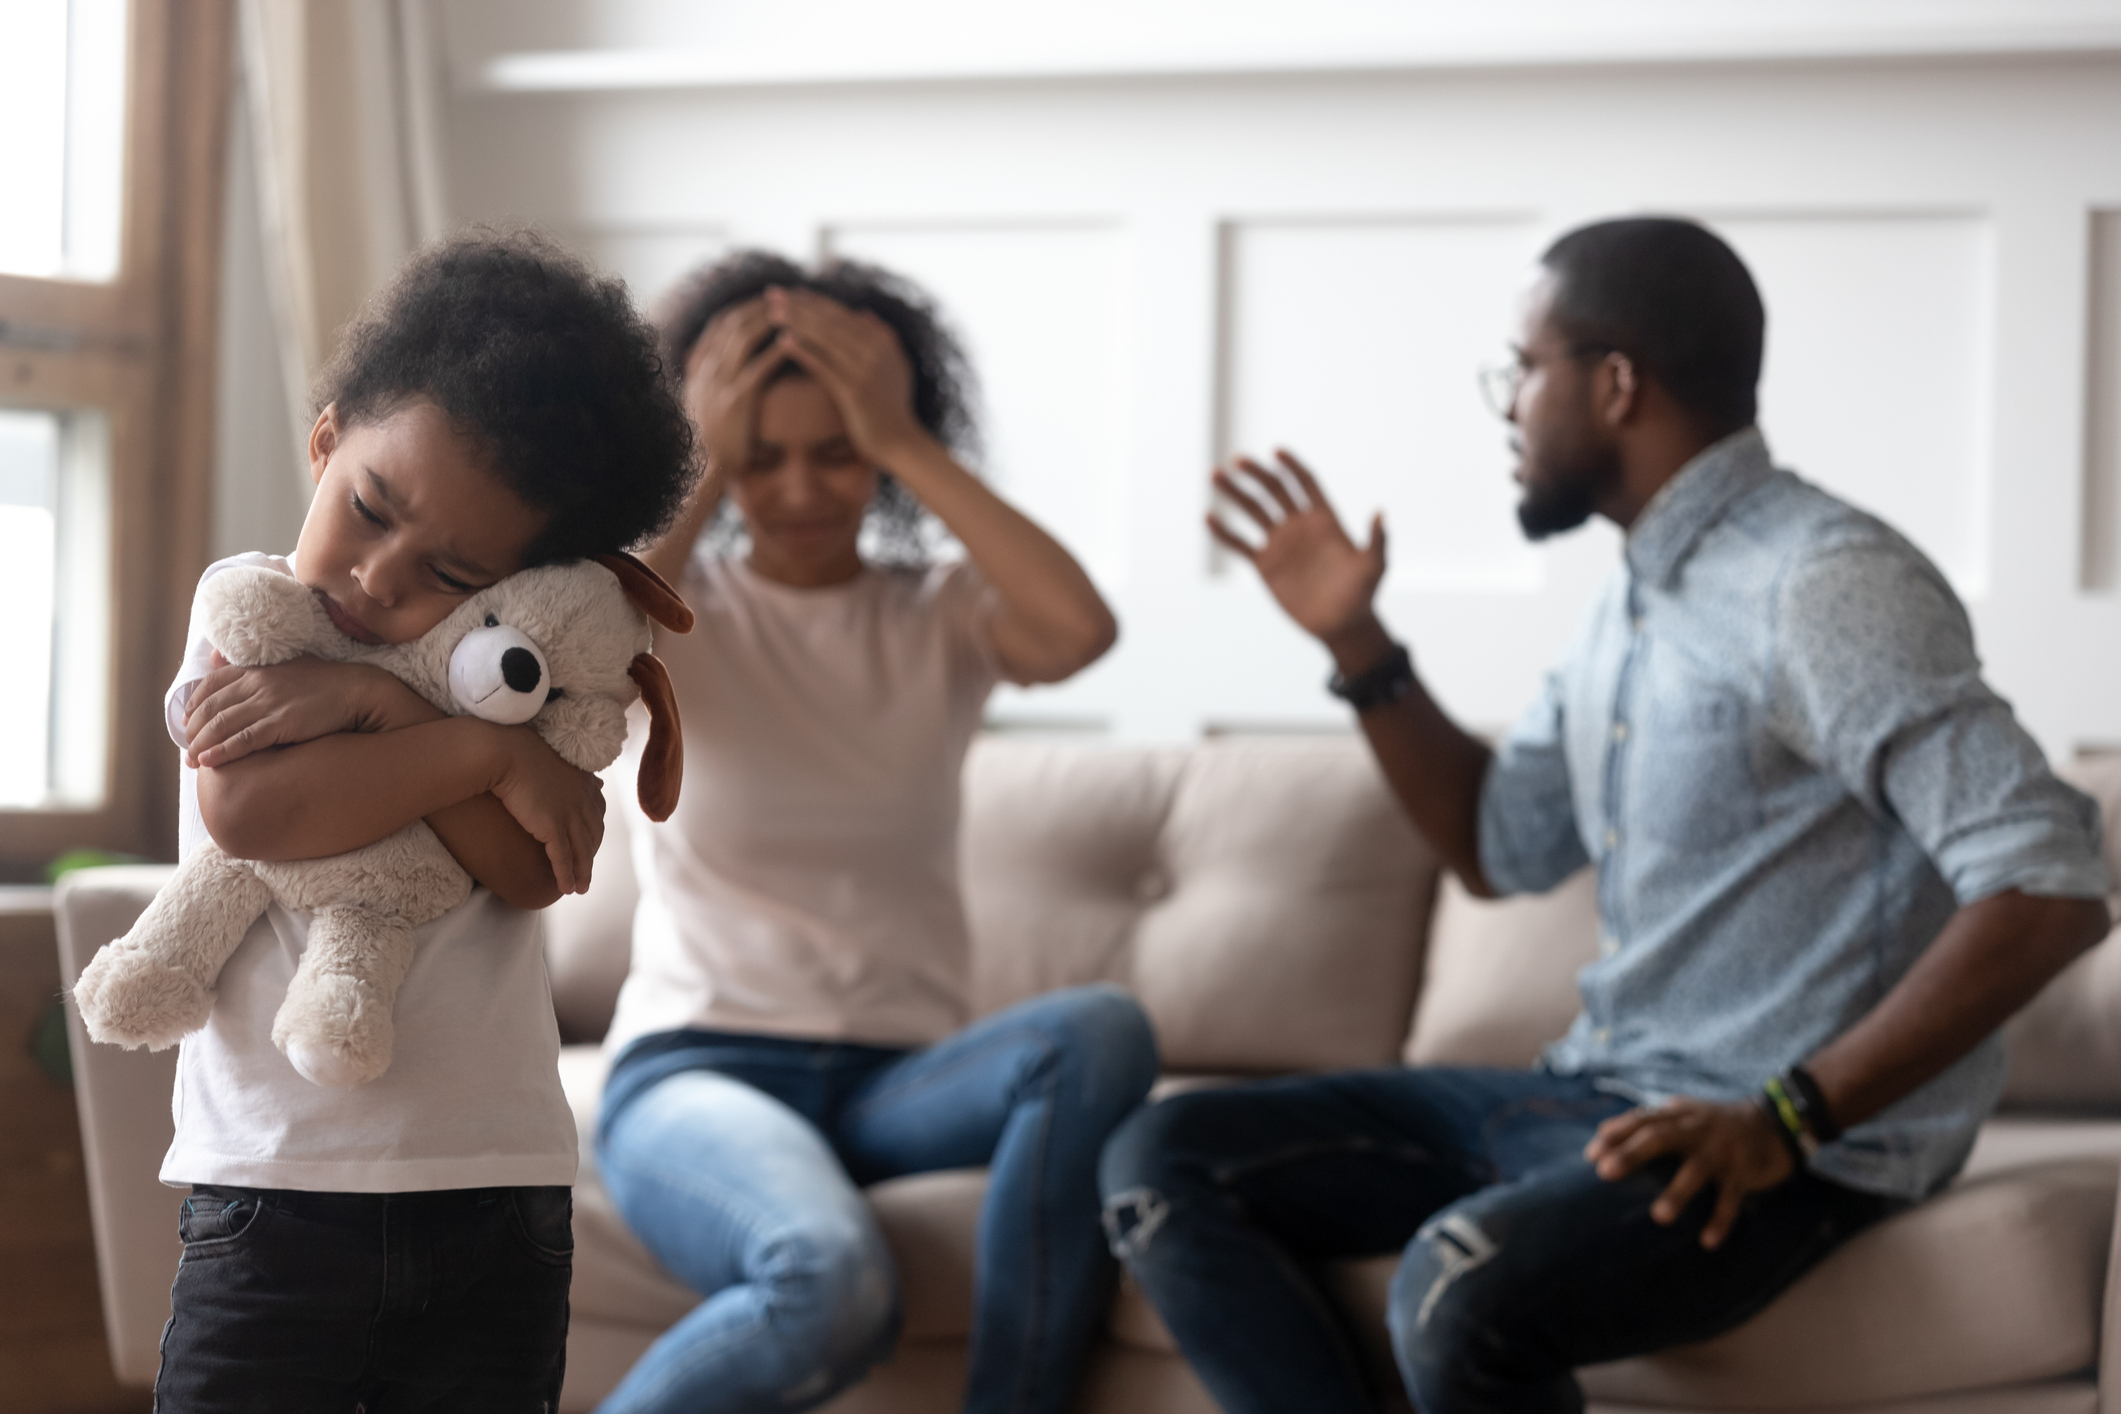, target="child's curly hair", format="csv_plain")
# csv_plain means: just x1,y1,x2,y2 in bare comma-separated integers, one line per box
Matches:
315,229,697,566
653,250,980,565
